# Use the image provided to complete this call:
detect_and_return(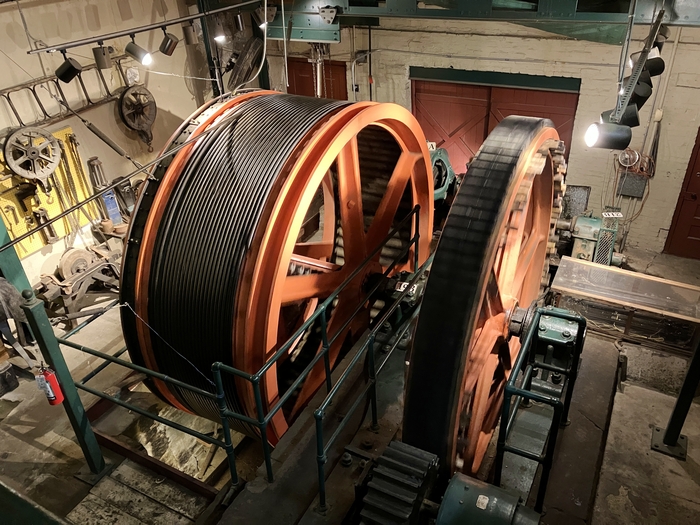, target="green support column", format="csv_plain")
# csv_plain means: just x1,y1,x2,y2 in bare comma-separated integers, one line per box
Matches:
0,220,31,292
21,290,107,476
